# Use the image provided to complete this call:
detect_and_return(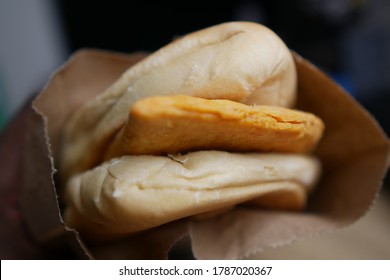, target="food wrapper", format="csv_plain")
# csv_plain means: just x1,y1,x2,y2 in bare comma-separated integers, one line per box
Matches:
18,49,389,259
